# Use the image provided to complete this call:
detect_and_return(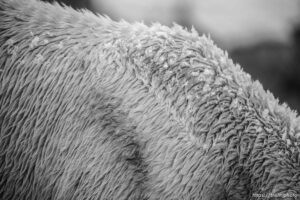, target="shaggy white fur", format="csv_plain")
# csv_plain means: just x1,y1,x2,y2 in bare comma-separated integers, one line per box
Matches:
0,0,299,199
